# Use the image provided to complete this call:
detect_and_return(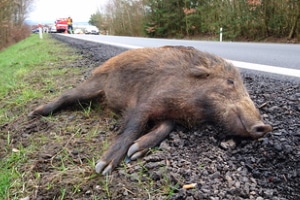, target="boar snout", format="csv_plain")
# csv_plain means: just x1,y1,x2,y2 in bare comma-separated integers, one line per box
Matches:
249,123,272,139
224,98,272,139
